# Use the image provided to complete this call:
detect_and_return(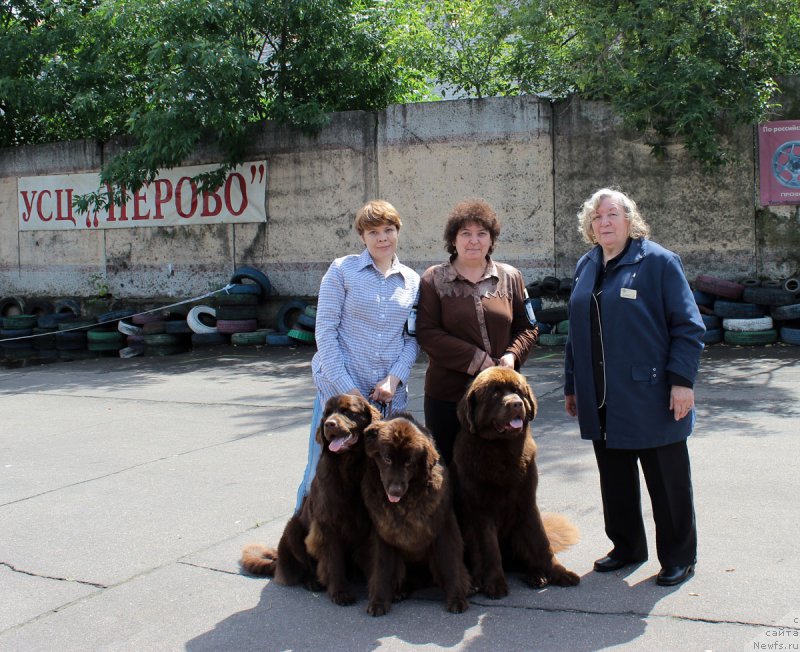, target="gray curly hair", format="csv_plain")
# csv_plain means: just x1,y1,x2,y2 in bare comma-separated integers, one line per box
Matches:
577,188,650,245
